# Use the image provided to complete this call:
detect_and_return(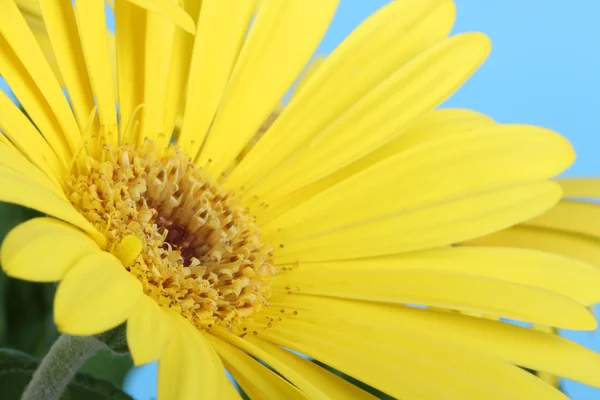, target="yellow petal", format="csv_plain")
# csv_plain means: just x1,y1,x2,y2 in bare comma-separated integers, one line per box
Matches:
0,163,106,246
1,217,100,282
211,327,344,400
465,225,600,268
557,177,600,197
124,0,195,34
259,315,564,400
177,0,256,157
270,295,593,393
264,125,573,242
74,0,118,146
137,12,175,148
524,200,600,237
258,108,495,223
272,181,562,263
229,0,456,190
39,0,96,131
114,0,146,144
247,337,379,400
0,89,65,185
160,0,201,140
209,336,306,400
0,0,79,154
158,313,226,399
290,55,326,100
279,269,595,330
127,295,172,366
114,234,142,267
250,33,492,201
54,252,142,335
197,0,339,172
286,246,600,306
